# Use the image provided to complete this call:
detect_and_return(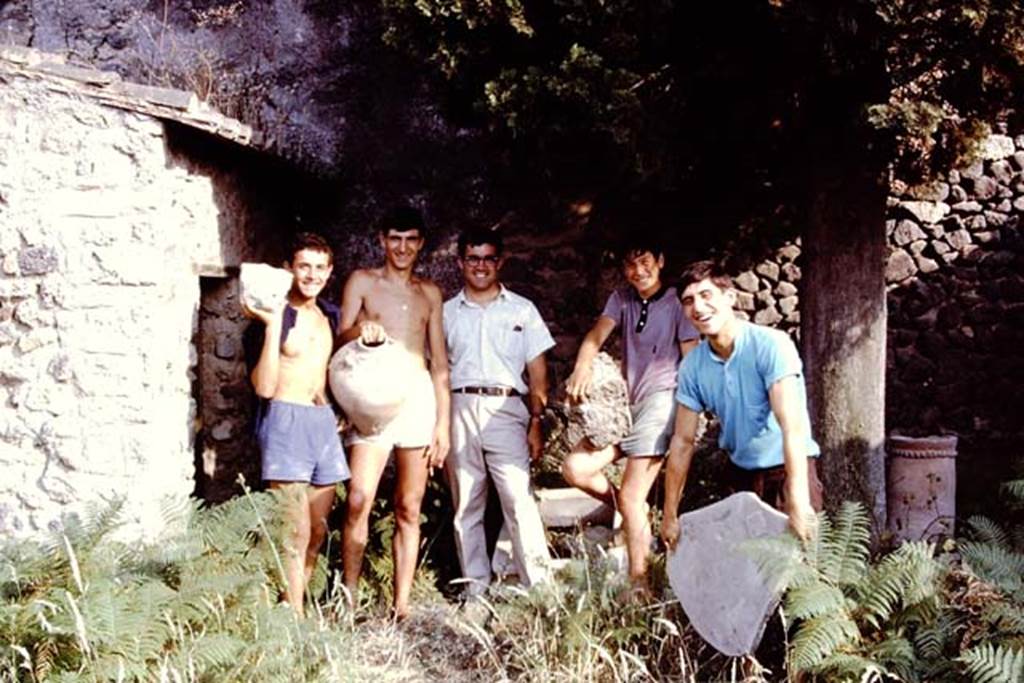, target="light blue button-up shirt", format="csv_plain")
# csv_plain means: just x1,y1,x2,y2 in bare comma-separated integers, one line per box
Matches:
675,320,820,470
443,286,555,395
